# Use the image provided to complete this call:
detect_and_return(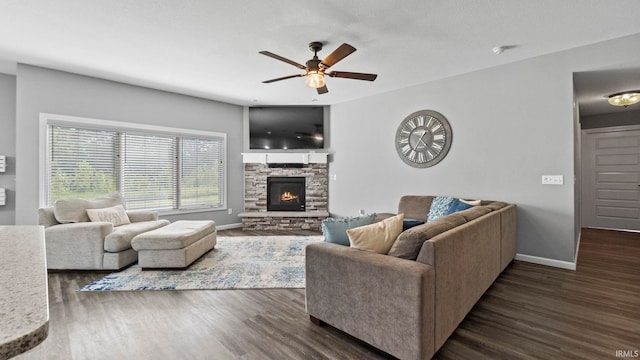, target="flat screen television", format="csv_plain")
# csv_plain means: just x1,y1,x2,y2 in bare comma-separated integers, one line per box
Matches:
249,106,325,150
